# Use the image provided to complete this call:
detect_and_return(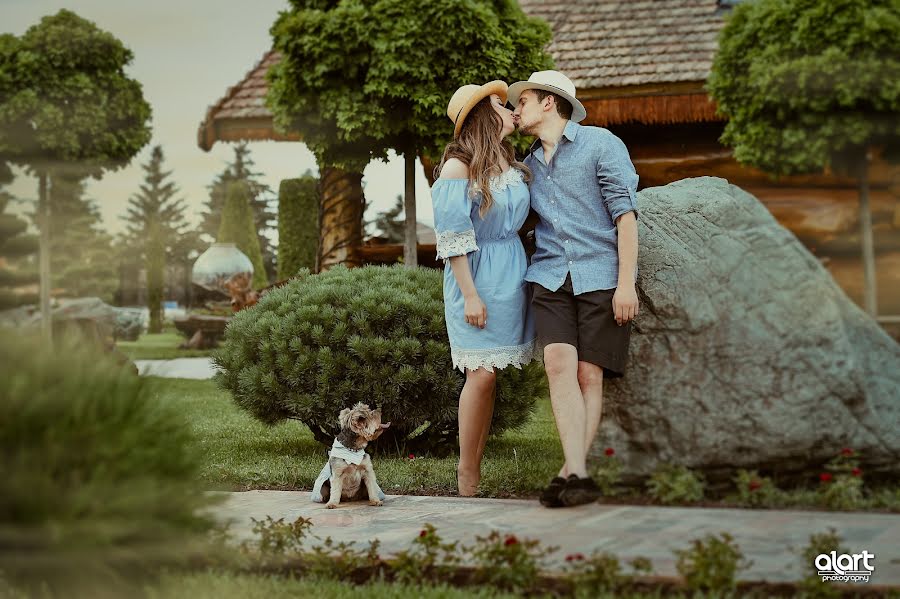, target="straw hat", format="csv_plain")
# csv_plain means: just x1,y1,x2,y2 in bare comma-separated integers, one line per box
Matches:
508,70,587,123
446,80,508,138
